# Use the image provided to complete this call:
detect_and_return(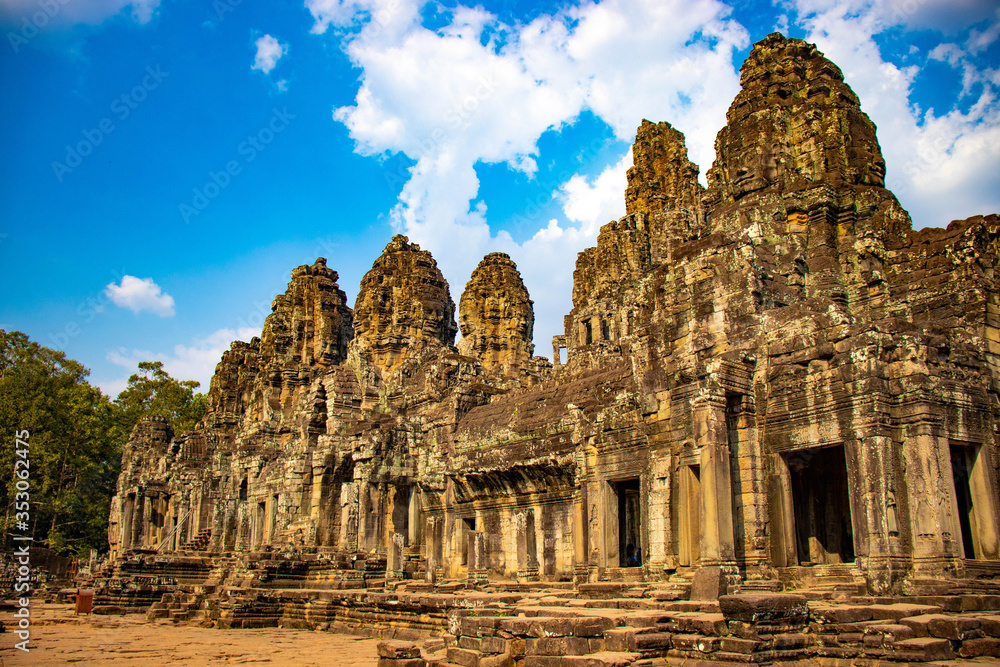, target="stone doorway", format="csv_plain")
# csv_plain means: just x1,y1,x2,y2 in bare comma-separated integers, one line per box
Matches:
615,479,641,567
949,442,1000,560
784,445,855,565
